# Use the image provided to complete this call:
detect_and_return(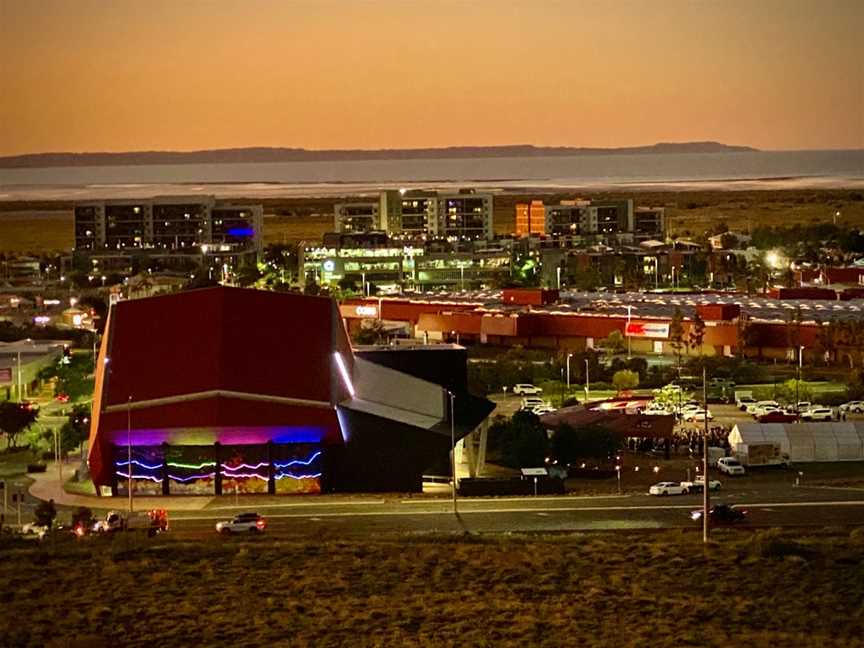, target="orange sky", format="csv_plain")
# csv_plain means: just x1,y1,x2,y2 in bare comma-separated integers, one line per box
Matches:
1,0,862,155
